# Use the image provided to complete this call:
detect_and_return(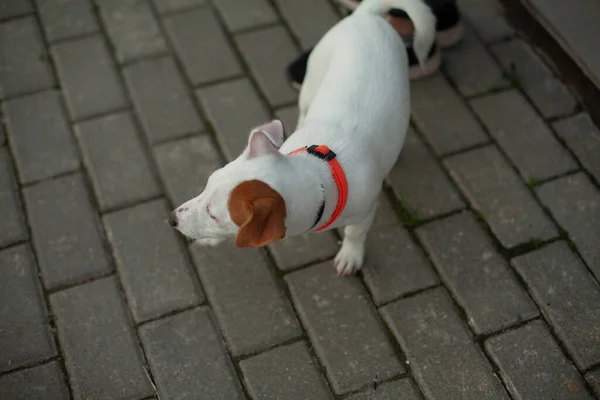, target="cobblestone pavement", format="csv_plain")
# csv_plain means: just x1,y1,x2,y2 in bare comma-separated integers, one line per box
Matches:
1,0,600,399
